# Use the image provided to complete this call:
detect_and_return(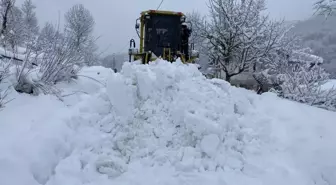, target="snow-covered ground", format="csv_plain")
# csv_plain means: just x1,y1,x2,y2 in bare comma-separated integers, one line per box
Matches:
322,79,336,90
0,59,336,185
